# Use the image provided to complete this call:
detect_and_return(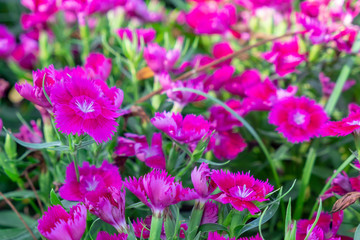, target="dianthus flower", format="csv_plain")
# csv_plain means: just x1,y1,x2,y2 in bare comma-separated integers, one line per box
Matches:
322,171,360,199
151,112,210,144
208,232,263,240
14,120,43,144
61,0,125,15
319,72,355,98
321,103,360,137
116,28,156,44
38,204,87,240
211,170,273,215
211,131,247,160
191,163,217,203
269,96,328,143
96,231,128,240
85,186,127,232
85,53,112,81
132,216,187,239
144,43,180,74
201,201,218,224
59,161,122,202
123,0,163,22
0,78,9,98
124,169,195,215
297,211,348,240
11,33,38,70
224,69,262,97
0,25,16,58
115,133,166,169
205,65,235,91
186,2,237,35
263,37,306,77
50,75,121,143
